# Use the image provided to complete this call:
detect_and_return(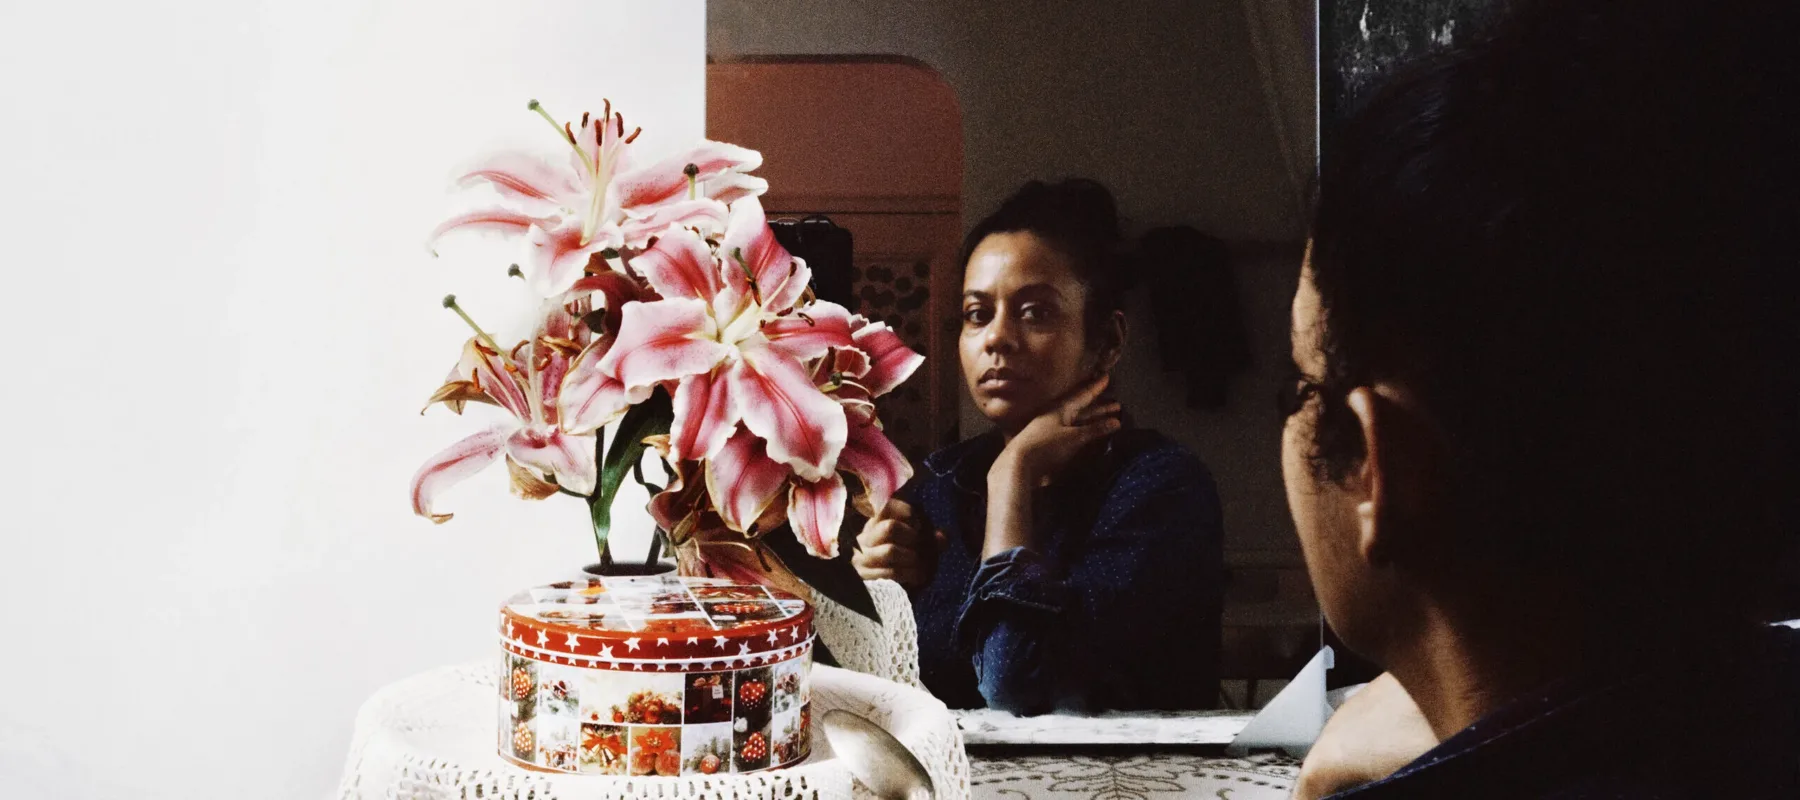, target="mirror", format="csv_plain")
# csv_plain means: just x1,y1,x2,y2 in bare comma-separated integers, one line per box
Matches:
707,1,1320,729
